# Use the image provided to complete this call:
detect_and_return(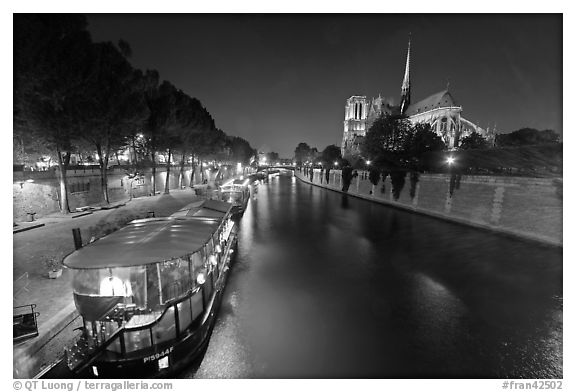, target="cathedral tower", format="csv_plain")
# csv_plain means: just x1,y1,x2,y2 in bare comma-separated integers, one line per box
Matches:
400,37,411,115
